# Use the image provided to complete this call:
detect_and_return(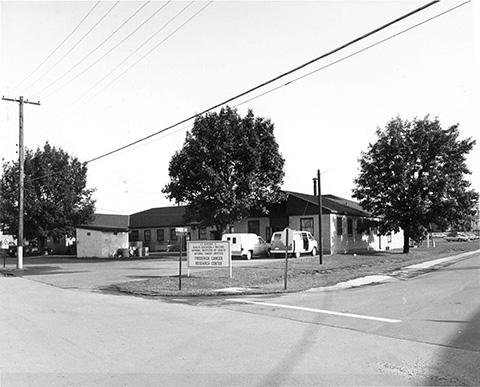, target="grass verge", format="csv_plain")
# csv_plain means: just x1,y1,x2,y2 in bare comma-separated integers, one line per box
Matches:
115,240,479,297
